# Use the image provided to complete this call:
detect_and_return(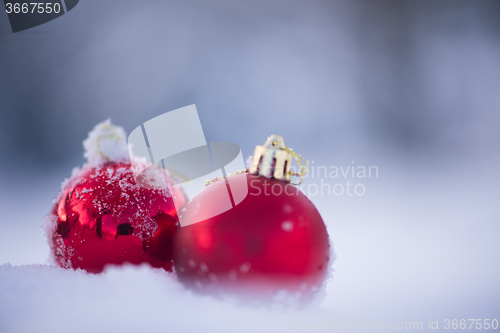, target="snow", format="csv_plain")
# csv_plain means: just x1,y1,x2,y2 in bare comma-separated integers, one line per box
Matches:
83,119,129,168
0,264,325,333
